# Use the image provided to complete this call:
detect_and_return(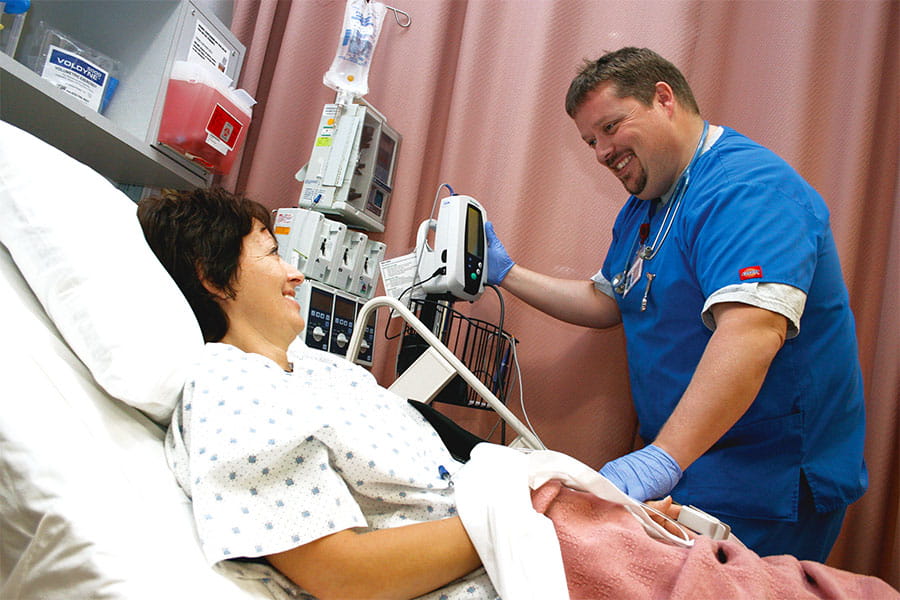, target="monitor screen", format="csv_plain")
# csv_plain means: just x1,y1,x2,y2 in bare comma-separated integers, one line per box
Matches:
466,203,484,258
